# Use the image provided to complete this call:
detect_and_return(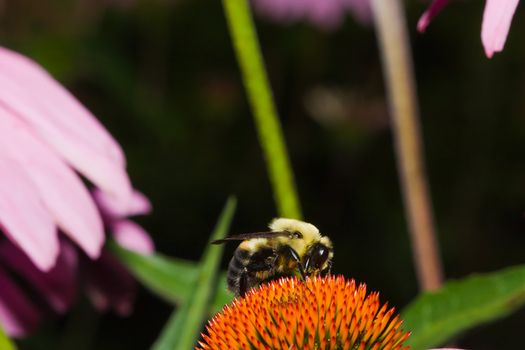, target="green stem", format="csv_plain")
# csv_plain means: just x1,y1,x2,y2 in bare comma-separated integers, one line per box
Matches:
0,324,16,350
371,0,444,290
222,0,302,219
